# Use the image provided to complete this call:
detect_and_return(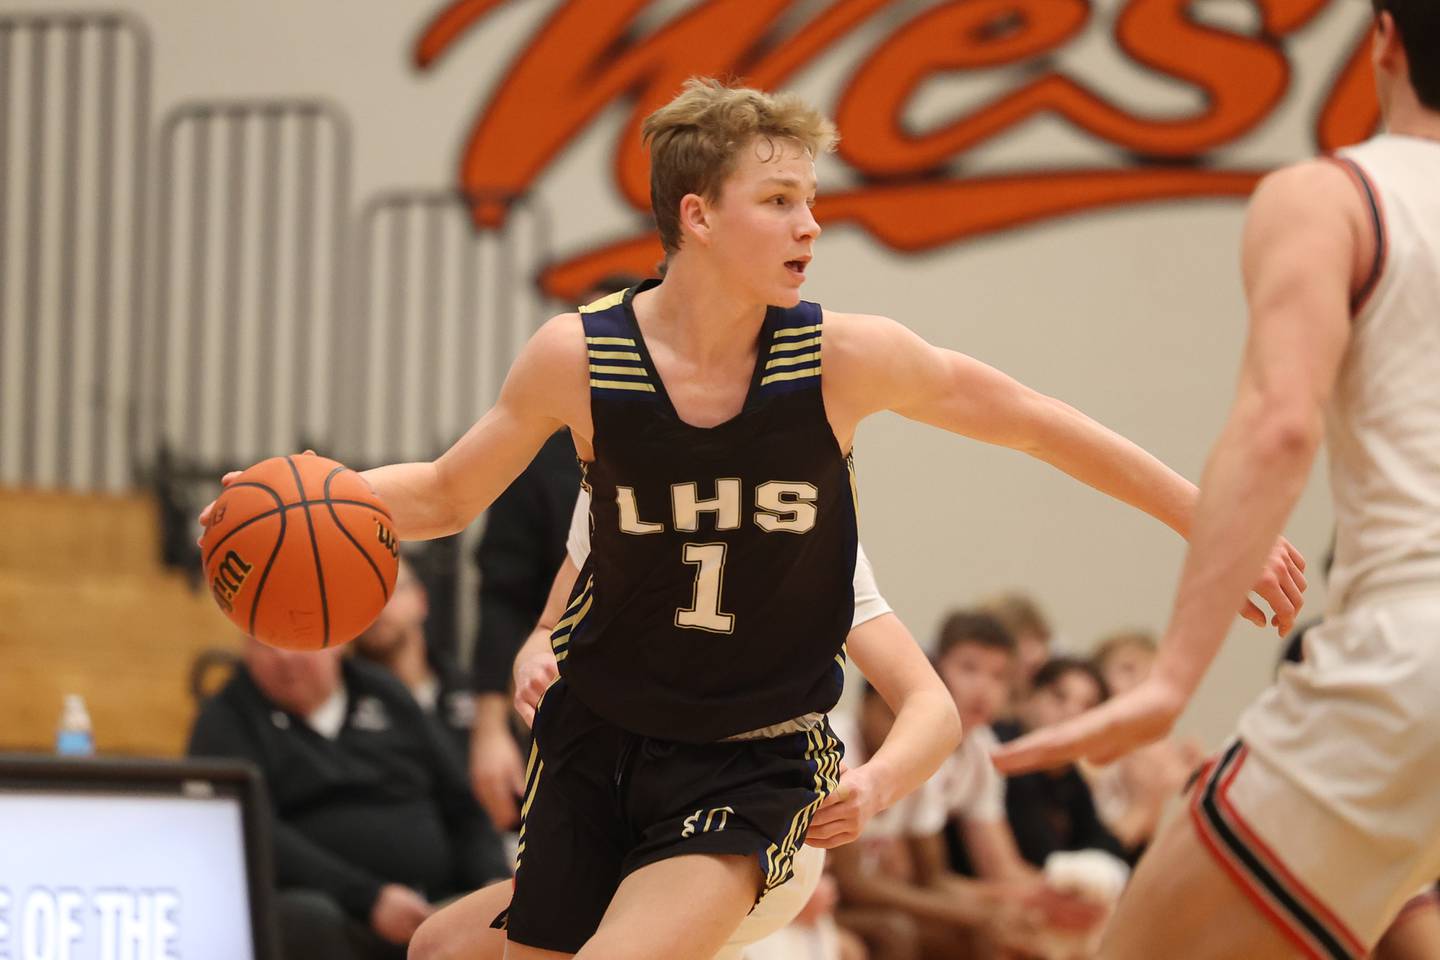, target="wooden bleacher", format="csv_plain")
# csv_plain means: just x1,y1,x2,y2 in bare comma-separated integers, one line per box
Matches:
0,488,241,757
